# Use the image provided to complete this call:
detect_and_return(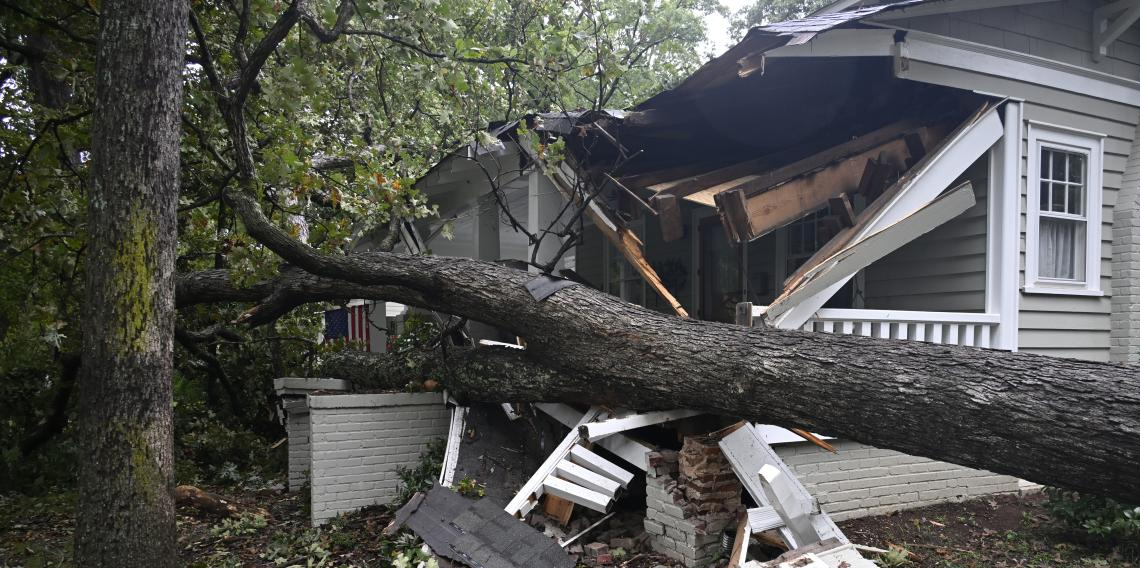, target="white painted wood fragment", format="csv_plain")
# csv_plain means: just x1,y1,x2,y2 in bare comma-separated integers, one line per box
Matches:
438,405,468,487
760,464,820,548
504,406,603,516
535,403,653,470
568,445,635,488
554,460,621,497
542,476,611,513
579,409,703,441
